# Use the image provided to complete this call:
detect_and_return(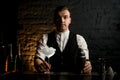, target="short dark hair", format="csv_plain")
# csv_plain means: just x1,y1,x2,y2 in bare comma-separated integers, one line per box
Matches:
53,5,70,23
